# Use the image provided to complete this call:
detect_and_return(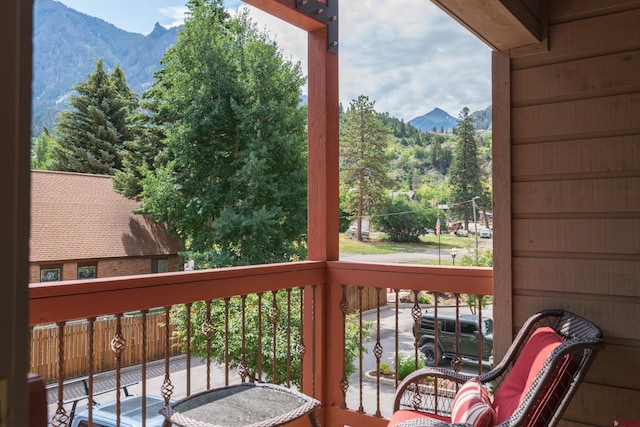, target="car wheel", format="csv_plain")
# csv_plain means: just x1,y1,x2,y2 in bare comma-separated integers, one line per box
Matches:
420,342,443,367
